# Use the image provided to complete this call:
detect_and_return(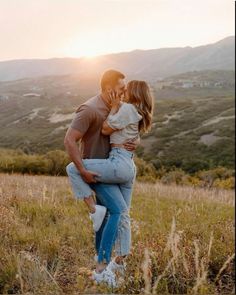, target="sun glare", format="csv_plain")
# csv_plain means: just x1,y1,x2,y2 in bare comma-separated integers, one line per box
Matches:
61,33,129,59
62,41,110,59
